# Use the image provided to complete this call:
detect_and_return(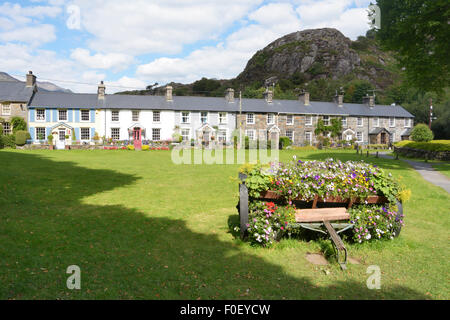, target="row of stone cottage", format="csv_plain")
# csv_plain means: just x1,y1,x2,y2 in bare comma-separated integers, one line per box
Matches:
0,71,414,146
